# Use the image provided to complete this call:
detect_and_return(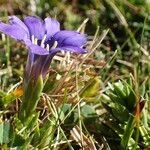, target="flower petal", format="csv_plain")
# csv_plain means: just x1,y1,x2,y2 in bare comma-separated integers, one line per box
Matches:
9,16,29,36
0,22,28,41
51,46,87,54
44,17,60,39
53,30,87,47
30,55,49,79
25,51,34,79
24,16,45,39
25,40,49,55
